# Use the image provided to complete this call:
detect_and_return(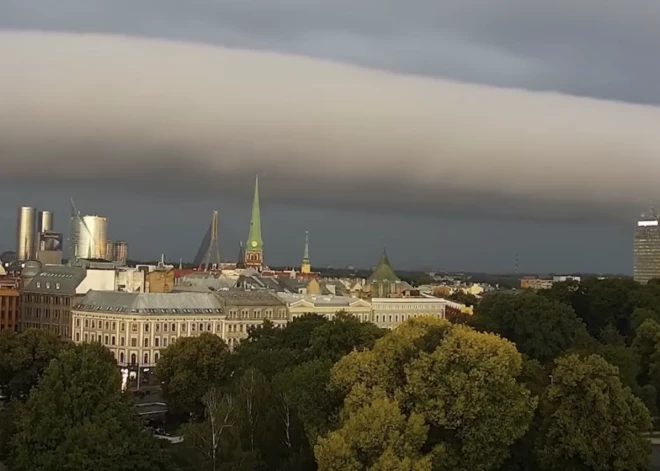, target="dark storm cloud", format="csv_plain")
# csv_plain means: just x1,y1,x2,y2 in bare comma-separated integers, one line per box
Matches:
1,1,660,103
1,31,660,225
